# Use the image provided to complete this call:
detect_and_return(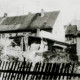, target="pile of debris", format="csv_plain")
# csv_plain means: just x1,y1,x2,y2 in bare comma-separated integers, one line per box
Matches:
0,38,78,64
